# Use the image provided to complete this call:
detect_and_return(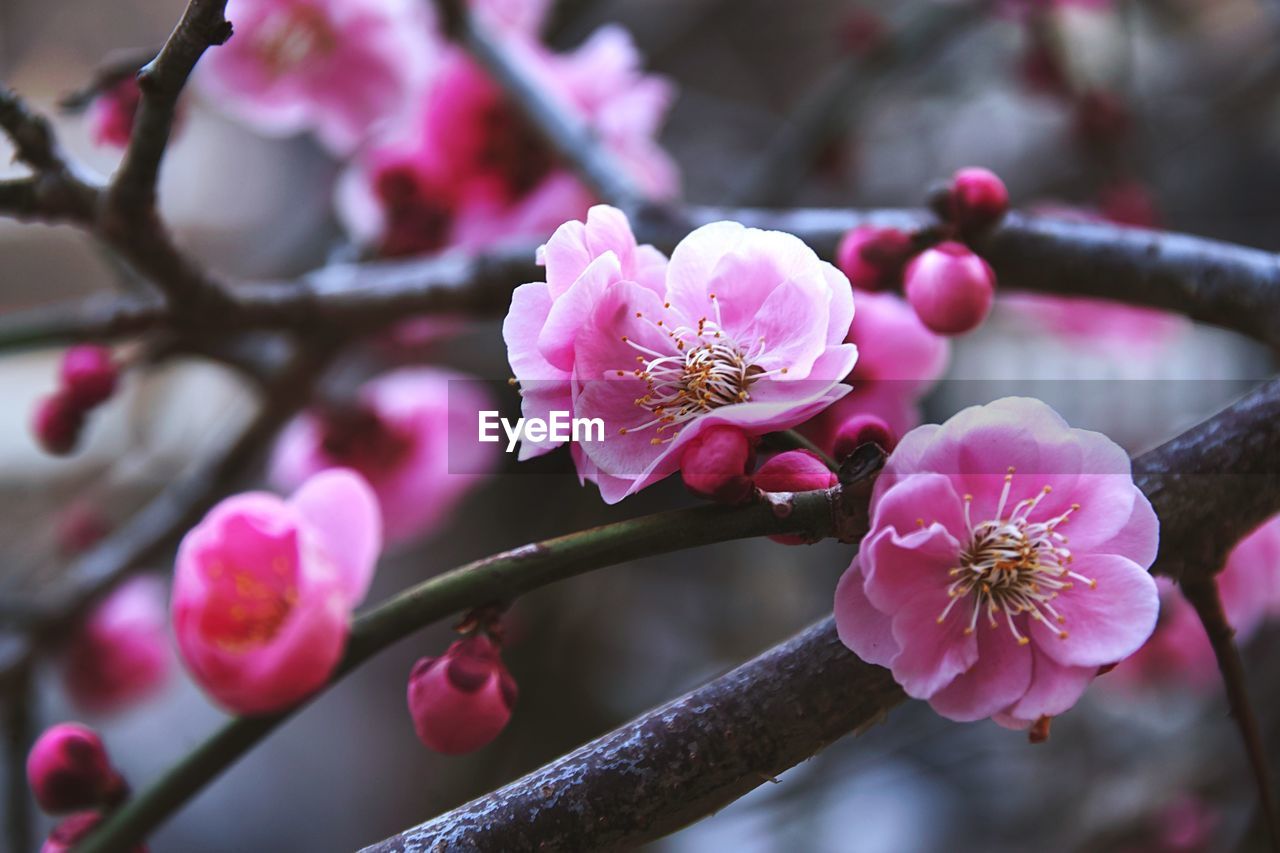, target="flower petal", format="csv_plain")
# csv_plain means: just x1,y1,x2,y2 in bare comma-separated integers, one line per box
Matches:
834,557,899,667
290,469,383,606
1030,553,1158,667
